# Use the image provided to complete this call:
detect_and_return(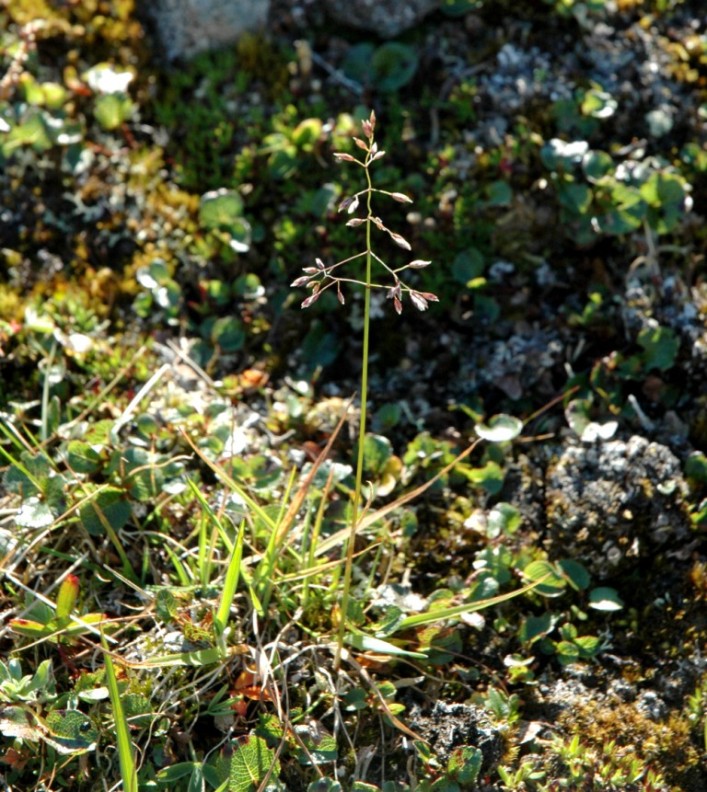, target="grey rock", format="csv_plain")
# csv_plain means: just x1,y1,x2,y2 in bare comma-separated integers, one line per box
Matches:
322,0,439,38
544,435,691,578
409,700,504,769
150,0,269,61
